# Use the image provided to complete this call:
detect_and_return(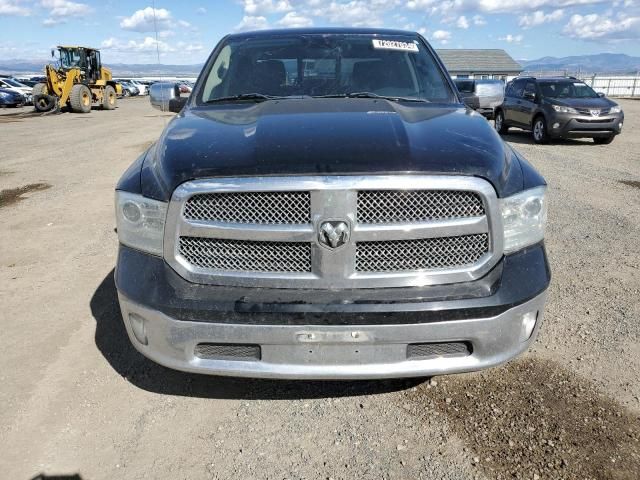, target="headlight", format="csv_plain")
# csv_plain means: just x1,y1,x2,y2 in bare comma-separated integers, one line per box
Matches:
0,91,9,99
115,191,167,255
552,105,578,114
610,106,621,114
500,186,547,254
